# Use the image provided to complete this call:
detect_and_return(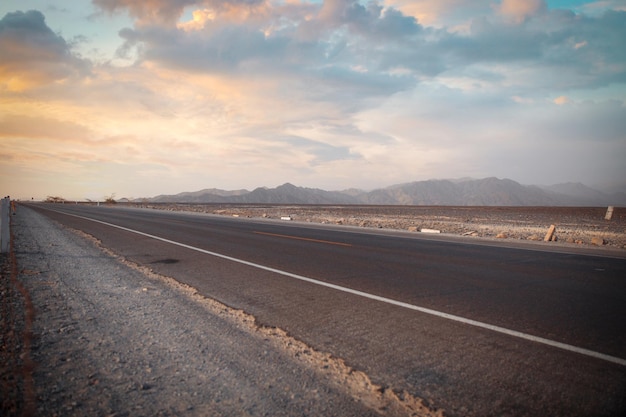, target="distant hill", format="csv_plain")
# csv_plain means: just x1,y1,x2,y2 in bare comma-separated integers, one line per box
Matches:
230,183,358,204
539,182,626,206
361,178,561,205
135,178,626,206
149,188,249,203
